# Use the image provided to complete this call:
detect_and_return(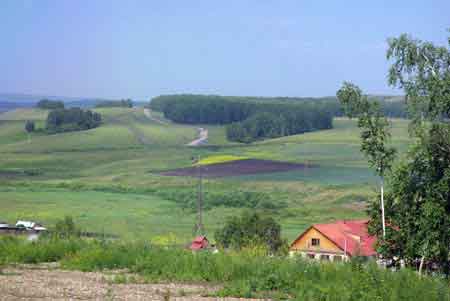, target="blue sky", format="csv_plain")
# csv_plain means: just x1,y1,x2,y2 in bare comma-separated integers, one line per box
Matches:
1,0,448,100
